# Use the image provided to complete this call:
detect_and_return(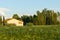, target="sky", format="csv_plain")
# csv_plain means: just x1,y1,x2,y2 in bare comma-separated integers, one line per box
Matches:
0,0,60,18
